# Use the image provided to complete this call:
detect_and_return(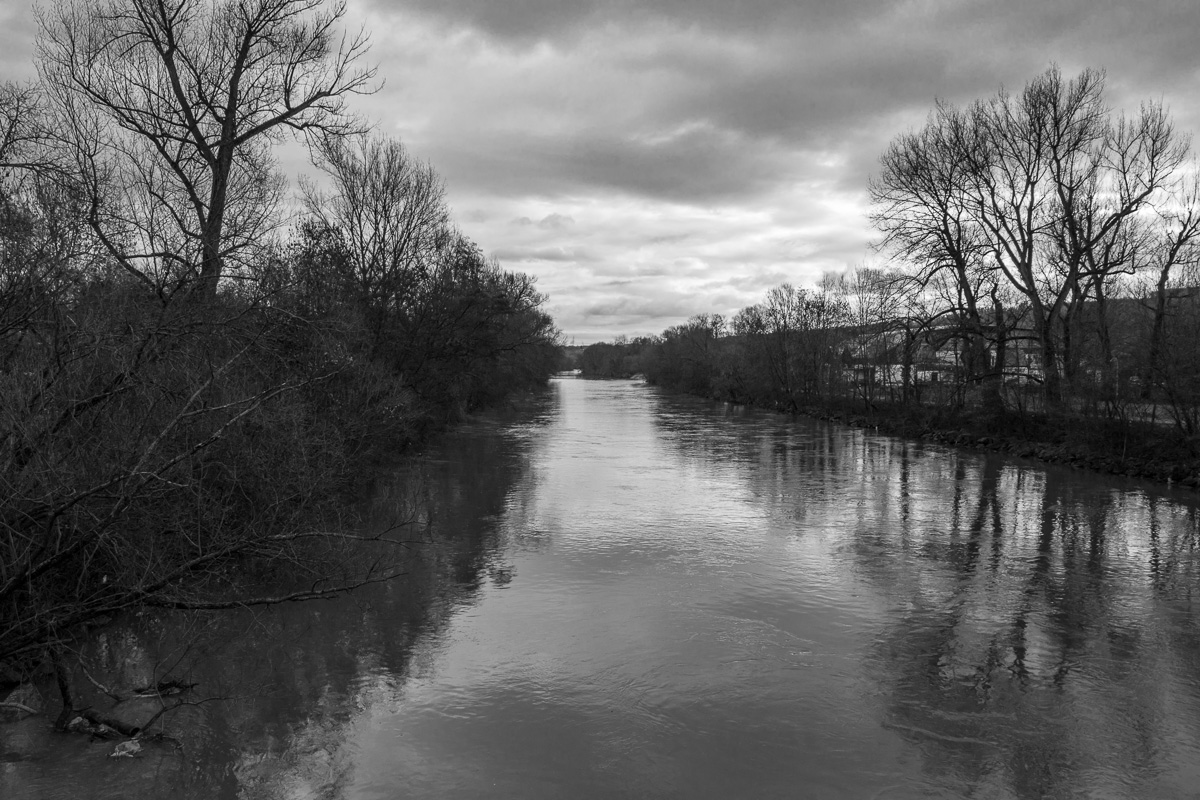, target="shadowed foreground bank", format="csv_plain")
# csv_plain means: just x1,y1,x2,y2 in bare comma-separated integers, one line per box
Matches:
0,400,547,796
1,0,560,732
